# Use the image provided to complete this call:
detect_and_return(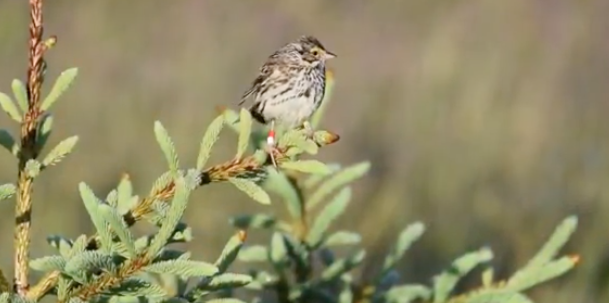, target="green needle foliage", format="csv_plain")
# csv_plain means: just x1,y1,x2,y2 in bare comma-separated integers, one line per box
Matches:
0,65,580,303
232,166,579,303
0,7,579,303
